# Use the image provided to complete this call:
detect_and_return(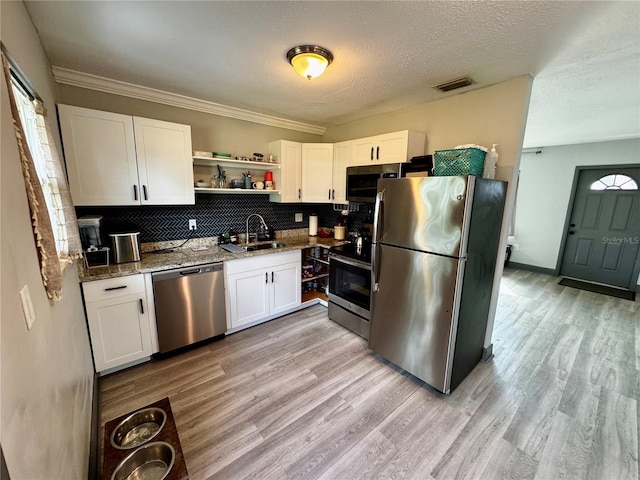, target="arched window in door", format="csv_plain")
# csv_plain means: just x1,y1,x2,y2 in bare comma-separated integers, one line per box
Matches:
589,174,638,191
